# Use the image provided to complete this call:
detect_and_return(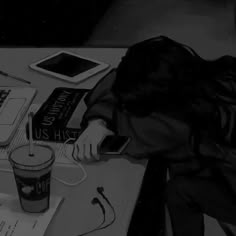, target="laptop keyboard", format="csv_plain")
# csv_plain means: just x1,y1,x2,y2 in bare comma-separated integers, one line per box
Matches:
0,89,11,108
